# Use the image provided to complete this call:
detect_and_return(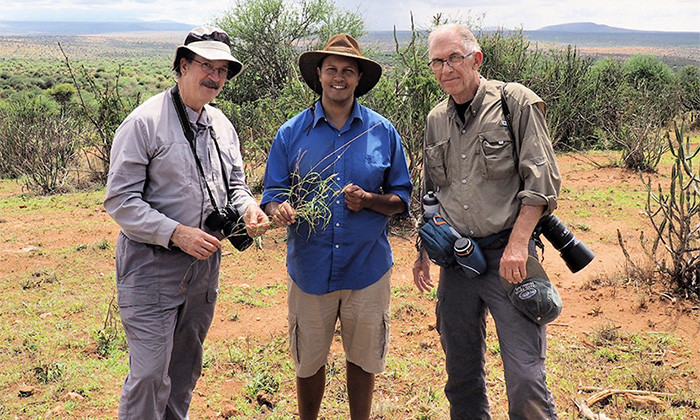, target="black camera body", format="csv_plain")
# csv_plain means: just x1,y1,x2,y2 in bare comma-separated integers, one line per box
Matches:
205,204,253,252
537,214,594,273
